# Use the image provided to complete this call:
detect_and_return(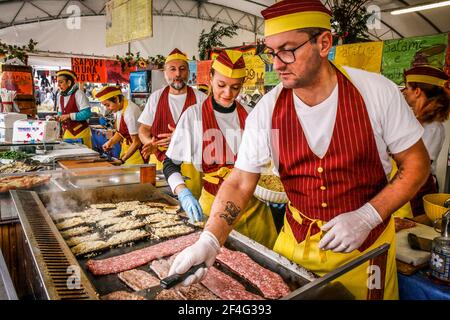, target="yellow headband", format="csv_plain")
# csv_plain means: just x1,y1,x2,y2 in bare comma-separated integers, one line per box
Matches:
212,60,246,79
211,50,246,79
165,53,188,64
94,87,122,102
406,74,447,88
56,70,77,80
264,11,331,37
